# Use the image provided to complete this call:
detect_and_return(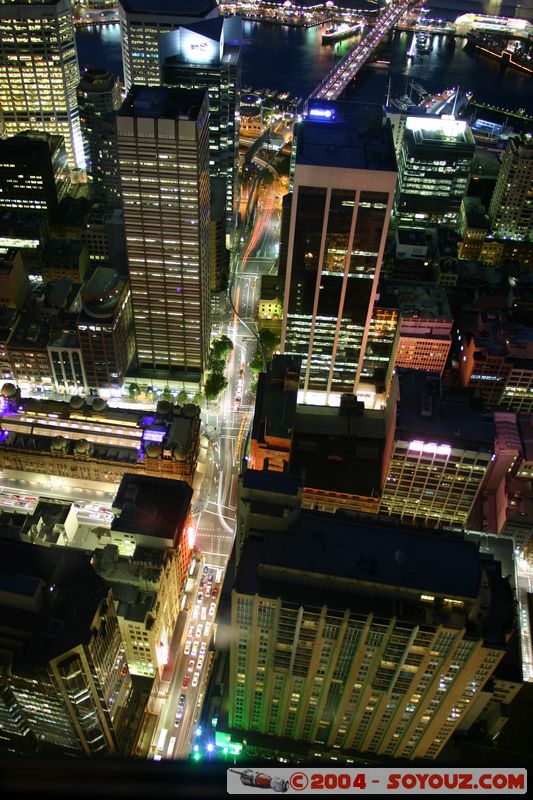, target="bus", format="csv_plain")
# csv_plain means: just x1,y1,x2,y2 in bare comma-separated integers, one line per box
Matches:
166,736,176,759
156,727,168,755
